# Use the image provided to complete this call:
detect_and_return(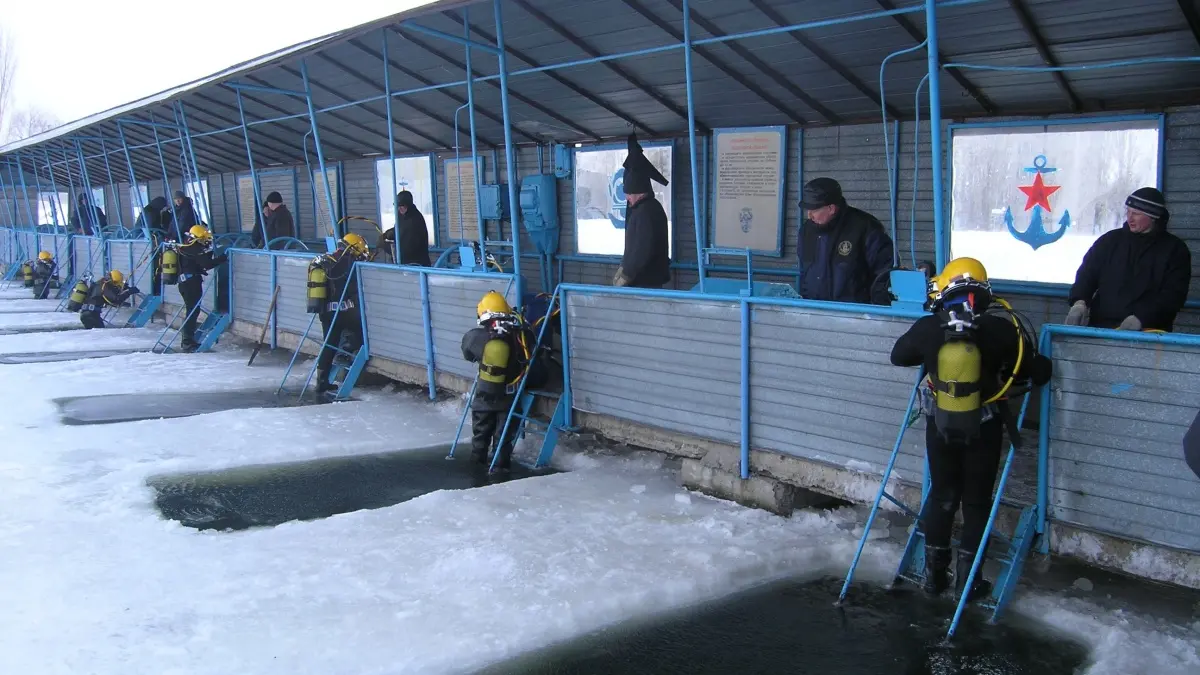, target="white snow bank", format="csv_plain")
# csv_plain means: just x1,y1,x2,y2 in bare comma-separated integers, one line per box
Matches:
0,310,84,331
0,298,66,313
0,326,163,355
